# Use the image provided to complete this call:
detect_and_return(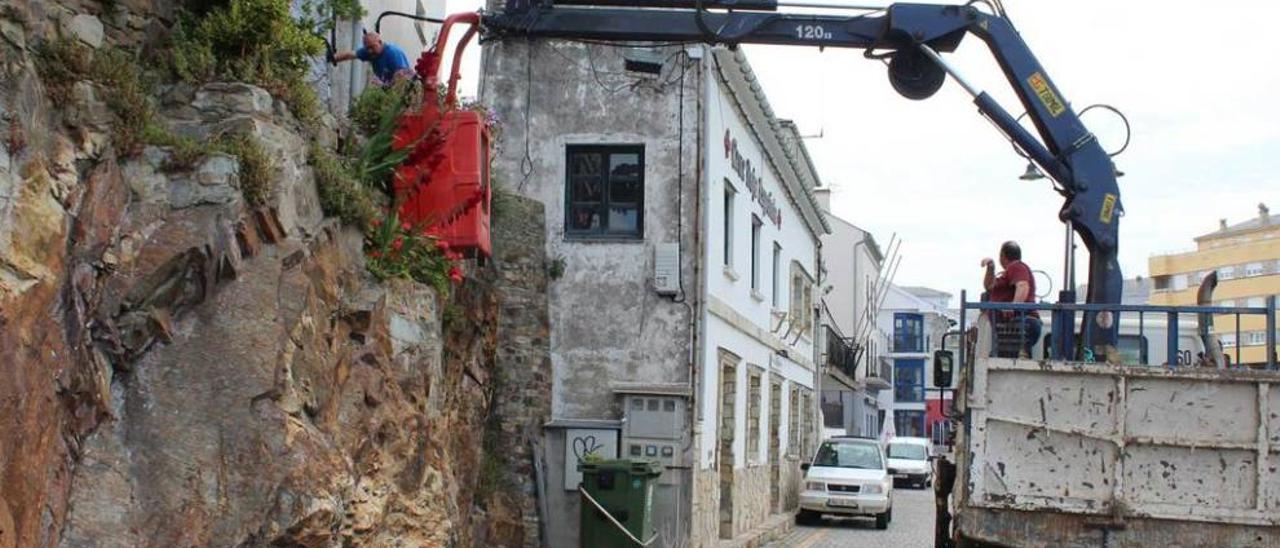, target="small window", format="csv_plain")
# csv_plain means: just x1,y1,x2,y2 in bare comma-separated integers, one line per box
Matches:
1247,297,1265,308
723,182,736,268
565,145,644,238
1245,262,1264,277
1219,299,1235,308
1219,266,1236,280
1153,275,1171,291
771,243,782,307
1246,332,1267,346
790,264,814,336
1172,274,1188,291
750,215,763,291
1221,333,1237,348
